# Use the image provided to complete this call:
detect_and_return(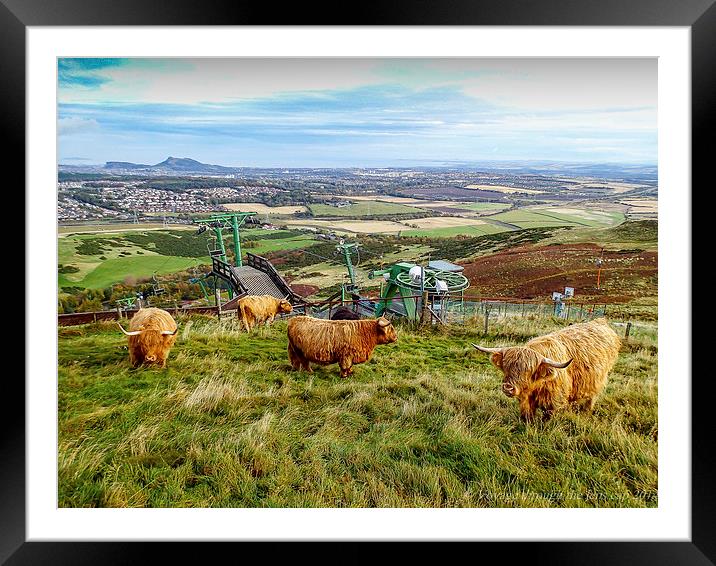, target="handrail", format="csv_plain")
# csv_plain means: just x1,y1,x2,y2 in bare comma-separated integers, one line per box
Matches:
245,252,306,304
